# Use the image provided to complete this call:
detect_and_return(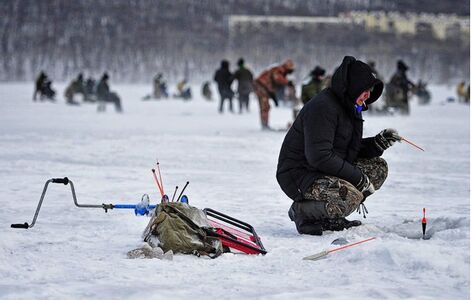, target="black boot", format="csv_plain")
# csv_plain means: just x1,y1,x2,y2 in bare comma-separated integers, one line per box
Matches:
322,218,362,231
289,206,323,235
297,221,323,235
